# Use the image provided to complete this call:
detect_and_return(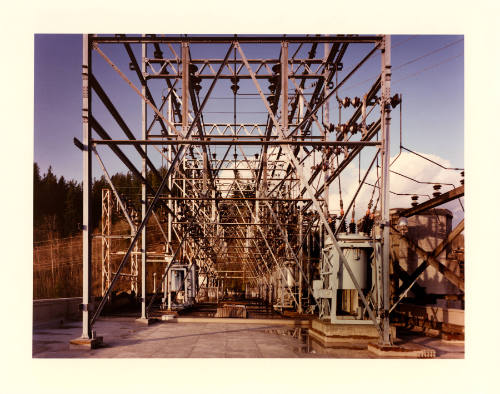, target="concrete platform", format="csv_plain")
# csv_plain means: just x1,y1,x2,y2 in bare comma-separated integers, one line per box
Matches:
33,316,464,358
135,317,155,325
310,319,396,342
367,342,436,358
35,318,314,358
69,336,104,349
308,319,438,358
